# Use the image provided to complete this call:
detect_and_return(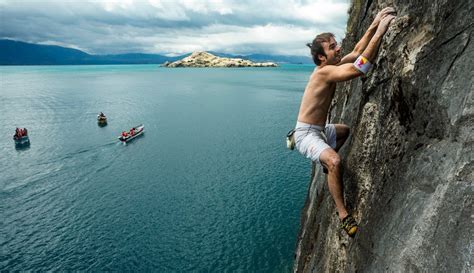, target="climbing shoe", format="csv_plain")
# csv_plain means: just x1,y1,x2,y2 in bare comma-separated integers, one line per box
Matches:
341,215,358,237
